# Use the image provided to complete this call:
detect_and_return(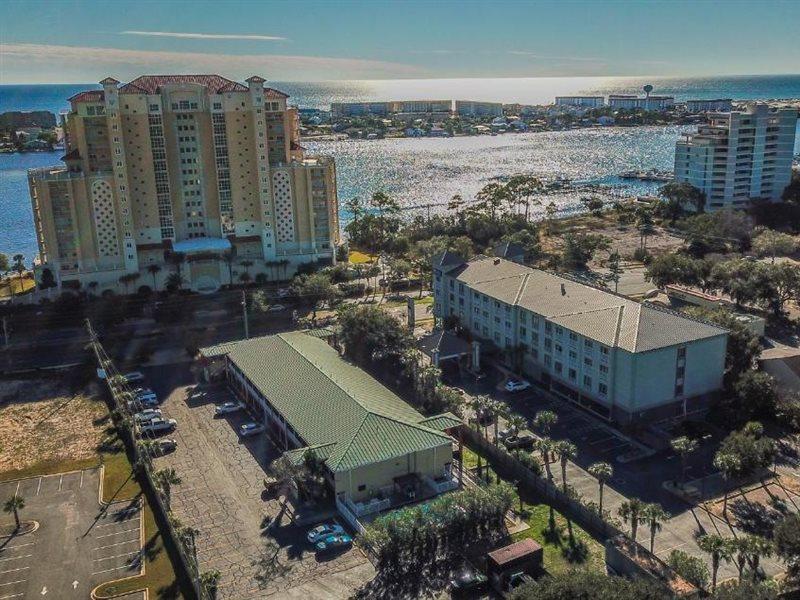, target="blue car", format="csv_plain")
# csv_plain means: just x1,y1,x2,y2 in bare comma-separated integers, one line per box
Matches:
315,533,352,552
307,523,345,544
